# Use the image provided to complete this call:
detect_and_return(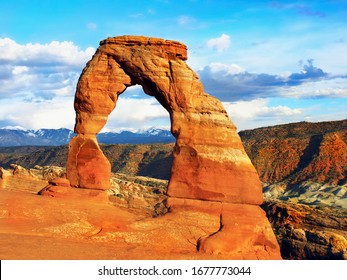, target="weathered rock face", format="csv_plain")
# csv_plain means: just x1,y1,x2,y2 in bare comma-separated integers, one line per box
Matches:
0,164,65,193
66,35,280,258
240,120,347,207
240,120,347,186
167,197,280,259
66,135,111,190
262,201,347,259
